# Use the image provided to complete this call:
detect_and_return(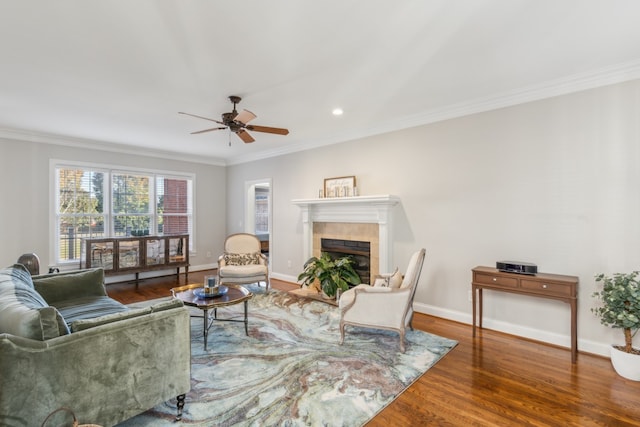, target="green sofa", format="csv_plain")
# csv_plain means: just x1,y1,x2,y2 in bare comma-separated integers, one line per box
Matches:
0,264,191,427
